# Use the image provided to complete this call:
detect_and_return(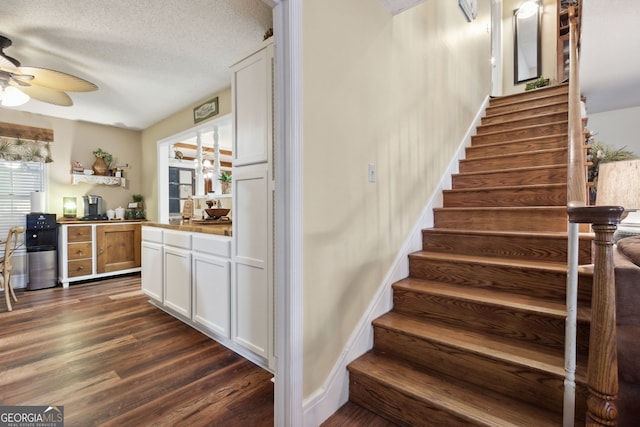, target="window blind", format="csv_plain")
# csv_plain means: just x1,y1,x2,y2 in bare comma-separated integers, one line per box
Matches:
0,160,45,244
